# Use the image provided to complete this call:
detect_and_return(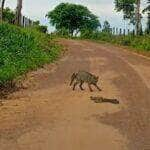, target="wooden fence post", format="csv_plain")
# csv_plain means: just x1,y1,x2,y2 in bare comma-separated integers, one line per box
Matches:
128,29,130,35
113,27,115,35
119,28,122,35
132,29,135,36
123,29,126,36
116,28,118,35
